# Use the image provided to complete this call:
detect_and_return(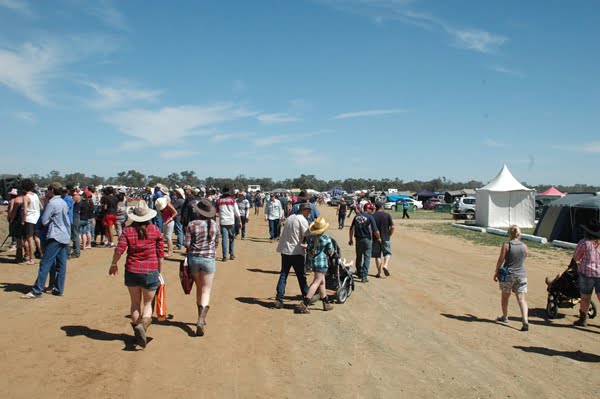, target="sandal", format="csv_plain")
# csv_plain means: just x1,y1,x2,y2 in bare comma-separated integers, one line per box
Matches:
383,267,390,277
